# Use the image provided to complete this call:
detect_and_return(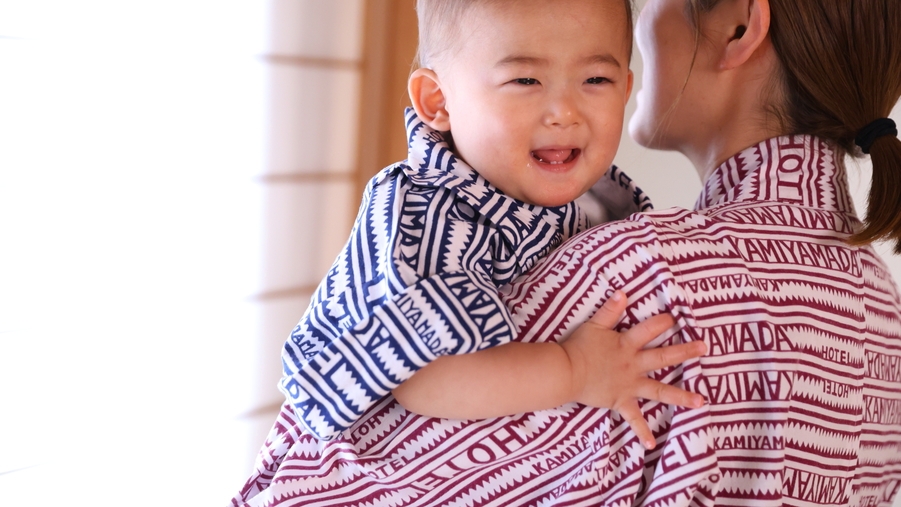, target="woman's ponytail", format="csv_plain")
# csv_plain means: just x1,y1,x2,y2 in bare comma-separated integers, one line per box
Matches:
856,129,901,252
761,1,901,251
